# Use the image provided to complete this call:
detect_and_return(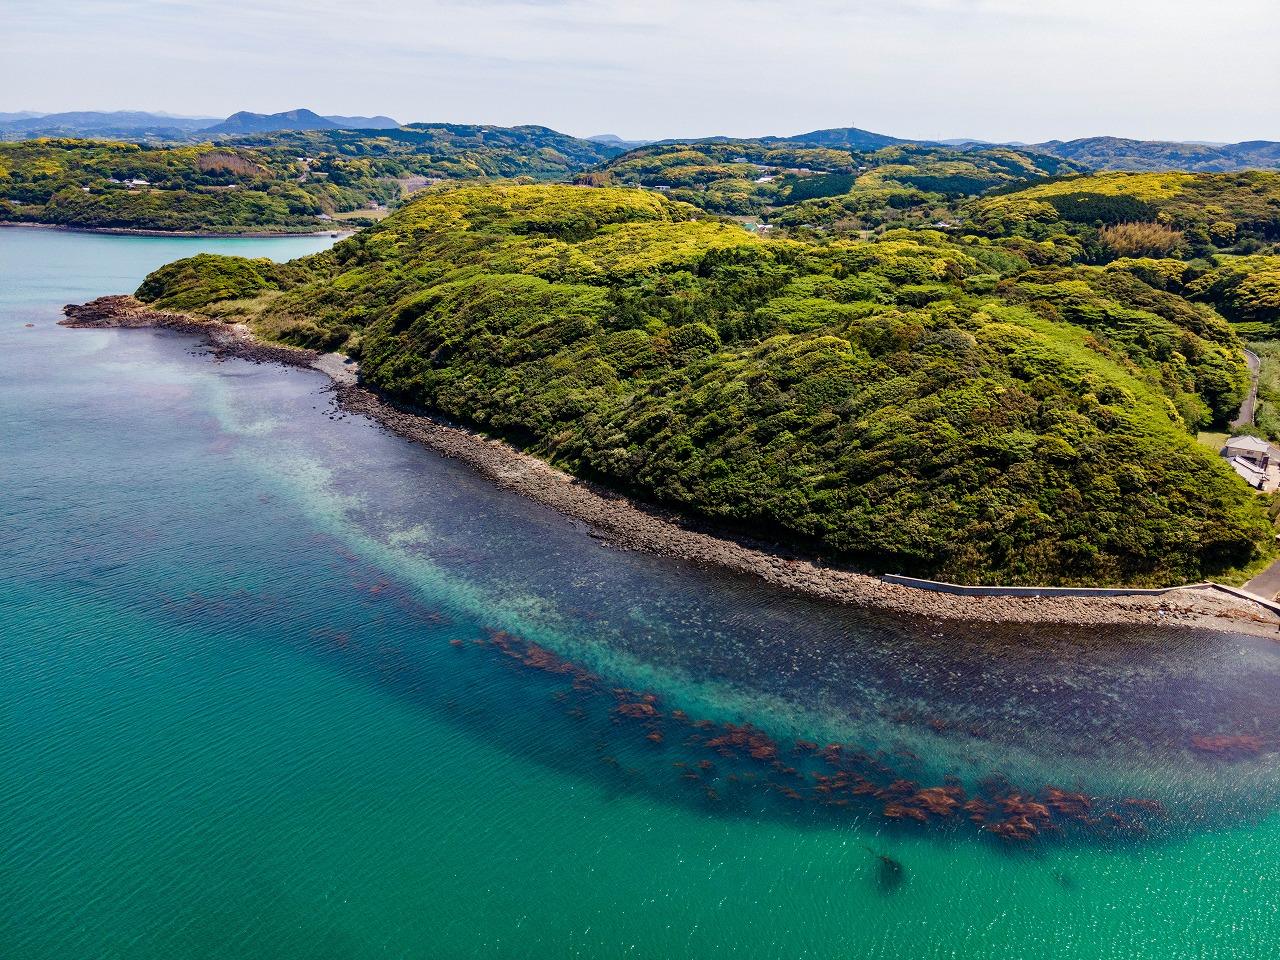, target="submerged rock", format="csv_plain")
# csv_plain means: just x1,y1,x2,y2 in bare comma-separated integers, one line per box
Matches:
868,849,906,892
1190,734,1264,757
882,802,928,823
615,702,659,719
